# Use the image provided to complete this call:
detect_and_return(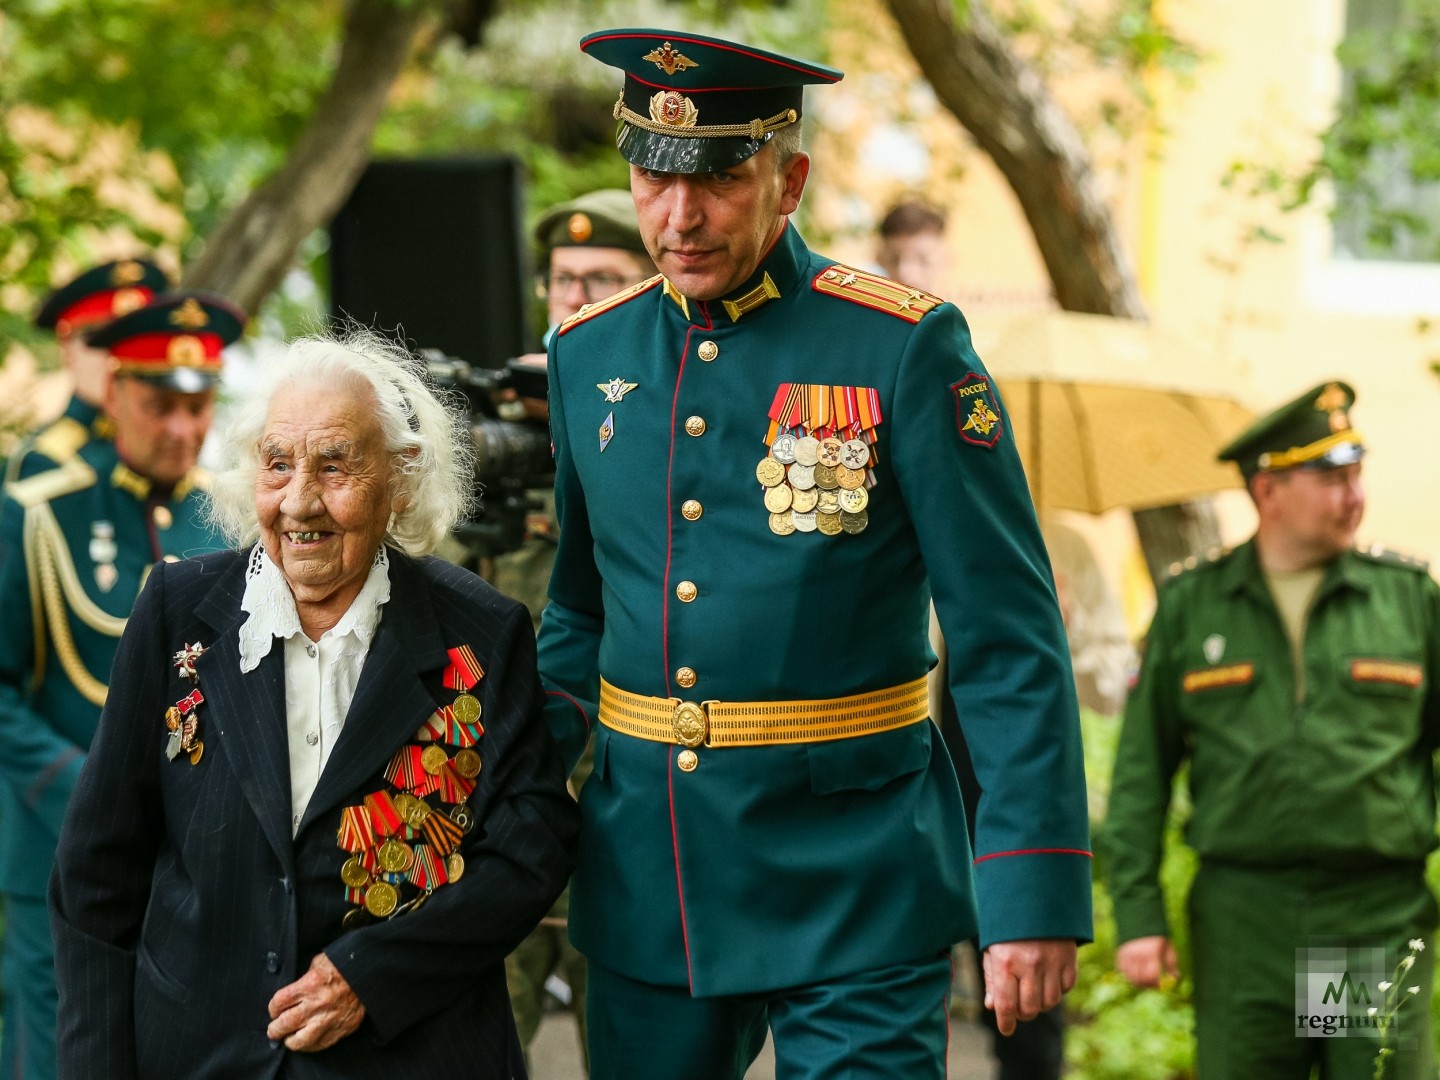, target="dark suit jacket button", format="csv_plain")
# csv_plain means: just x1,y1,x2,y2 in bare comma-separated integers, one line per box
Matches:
266,951,280,973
